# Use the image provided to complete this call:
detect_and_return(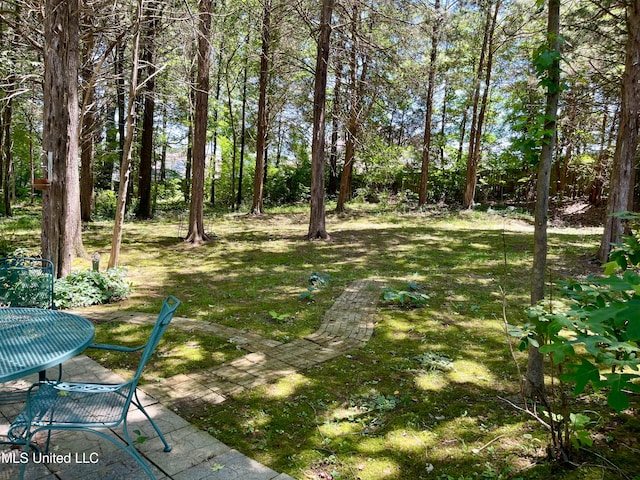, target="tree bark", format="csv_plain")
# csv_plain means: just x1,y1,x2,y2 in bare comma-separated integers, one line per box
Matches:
463,0,500,209
80,28,96,222
328,56,343,197
418,0,441,207
2,95,13,218
336,4,369,213
108,0,143,269
186,0,213,243
308,0,335,239
527,0,561,397
237,34,249,212
589,105,617,206
41,0,84,277
599,0,640,262
210,1,224,205
251,0,272,214
137,1,161,220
